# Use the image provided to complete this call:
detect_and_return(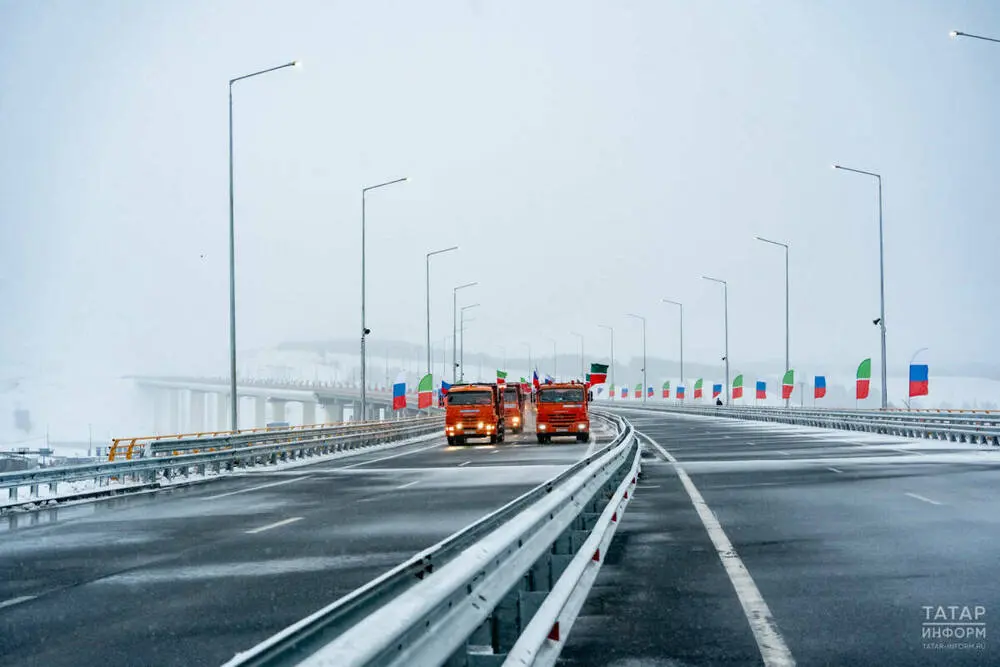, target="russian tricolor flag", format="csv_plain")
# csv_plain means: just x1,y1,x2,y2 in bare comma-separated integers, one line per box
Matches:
909,364,929,398
533,370,540,390
755,381,766,399
814,376,826,399
621,386,628,398
677,386,685,399
392,372,407,410
712,384,722,399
